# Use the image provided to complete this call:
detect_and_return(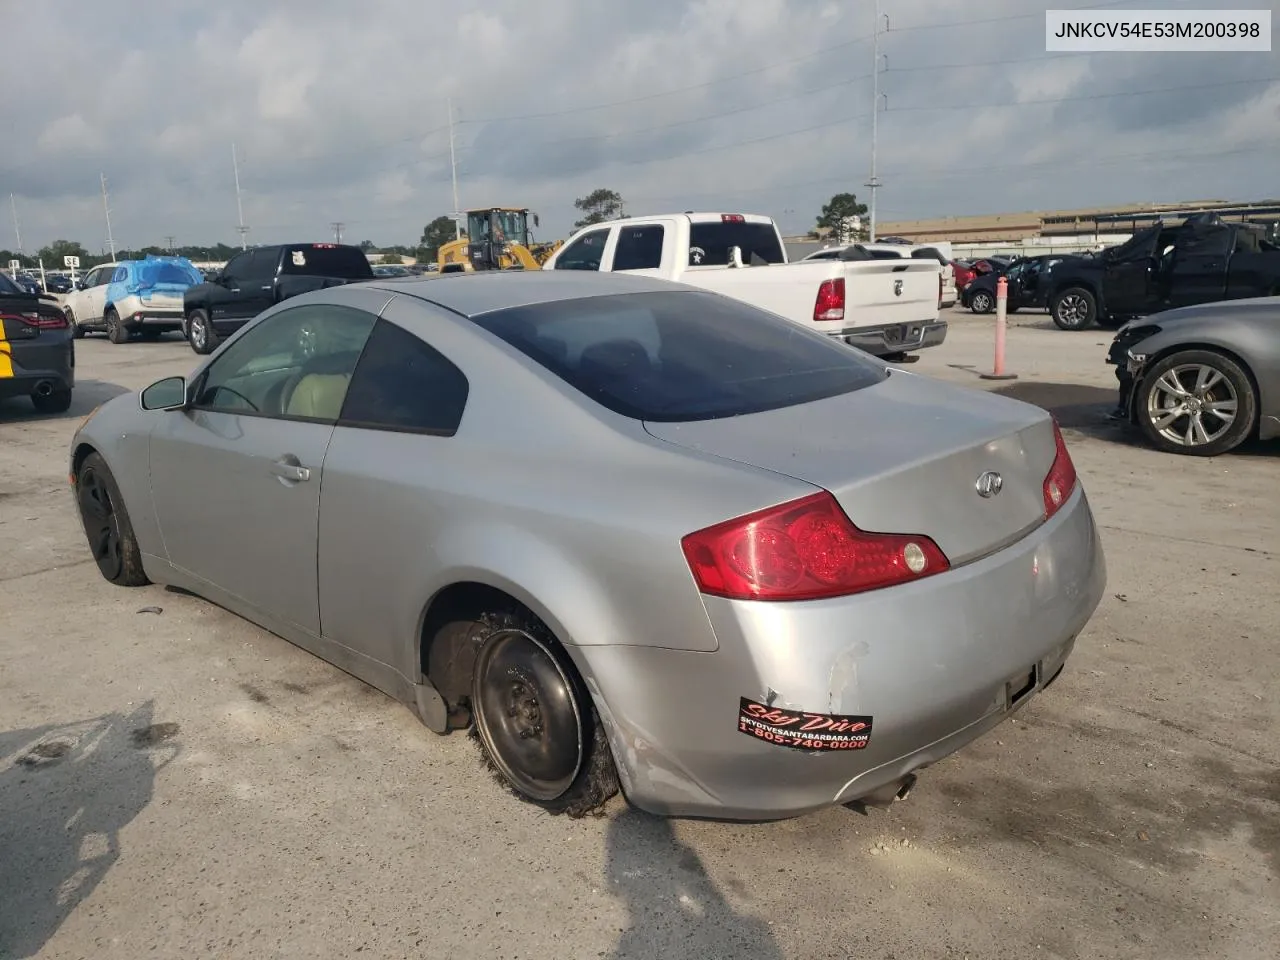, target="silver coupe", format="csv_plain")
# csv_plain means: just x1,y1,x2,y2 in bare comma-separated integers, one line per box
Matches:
70,272,1106,820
